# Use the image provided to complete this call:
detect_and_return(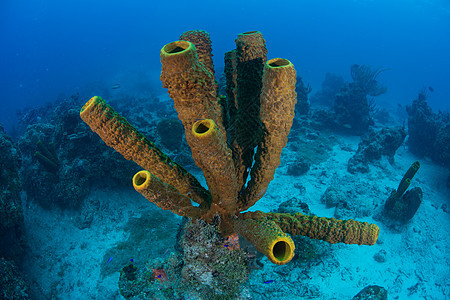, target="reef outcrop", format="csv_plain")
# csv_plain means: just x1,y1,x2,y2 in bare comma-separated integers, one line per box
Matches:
0,124,25,260
118,219,249,299
0,125,31,299
333,64,387,135
353,285,387,300
406,90,450,169
348,126,407,174
17,95,140,209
